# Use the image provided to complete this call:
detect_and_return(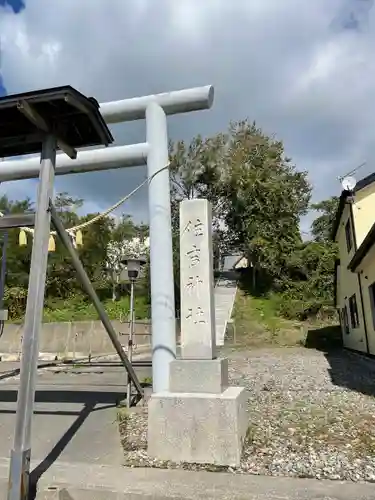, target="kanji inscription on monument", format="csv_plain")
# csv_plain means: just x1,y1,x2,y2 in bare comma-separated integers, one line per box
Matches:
186,245,201,267
185,275,203,296
180,198,216,359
